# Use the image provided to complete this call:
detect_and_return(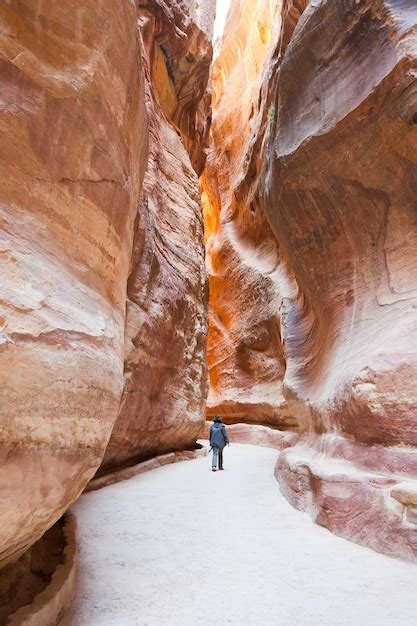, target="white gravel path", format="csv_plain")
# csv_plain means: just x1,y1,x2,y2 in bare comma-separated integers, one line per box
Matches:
64,443,416,626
